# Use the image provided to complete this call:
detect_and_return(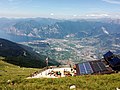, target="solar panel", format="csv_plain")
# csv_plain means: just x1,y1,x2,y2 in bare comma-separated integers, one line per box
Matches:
96,62,102,71
76,61,112,75
90,62,101,73
78,62,93,75
84,62,93,74
97,62,107,71
79,63,86,74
